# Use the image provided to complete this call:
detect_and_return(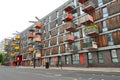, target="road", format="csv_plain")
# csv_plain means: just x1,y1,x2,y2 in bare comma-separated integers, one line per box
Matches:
0,66,120,80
